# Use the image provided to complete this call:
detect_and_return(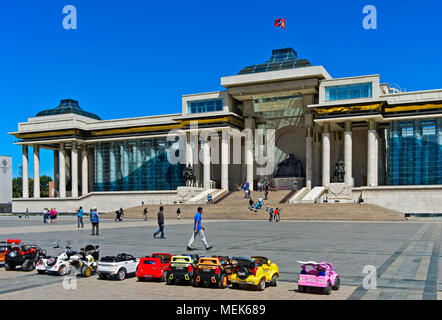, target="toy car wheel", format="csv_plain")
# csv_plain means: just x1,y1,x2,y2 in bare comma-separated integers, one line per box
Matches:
232,283,239,289
37,270,46,275
81,266,92,278
23,259,34,271
116,268,126,281
4,262,14,271
323,282,332,295
40,249,47,258
203,281,210,288
332,277,340,290
137,277,145,282
298,285,306,293
160,272,167,282
257,278,266,291
271,274,278,287
58,265,68,276
166,277,175,285
218,275,228,289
